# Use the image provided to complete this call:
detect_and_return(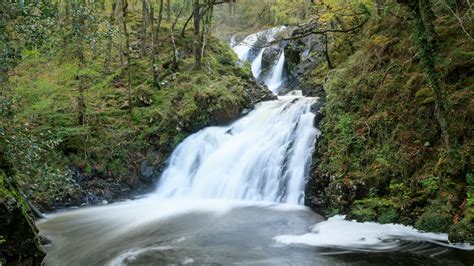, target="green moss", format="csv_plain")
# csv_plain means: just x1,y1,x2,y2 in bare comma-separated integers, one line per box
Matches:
449,220,474,244
415,207,452,233
350,197,400,224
